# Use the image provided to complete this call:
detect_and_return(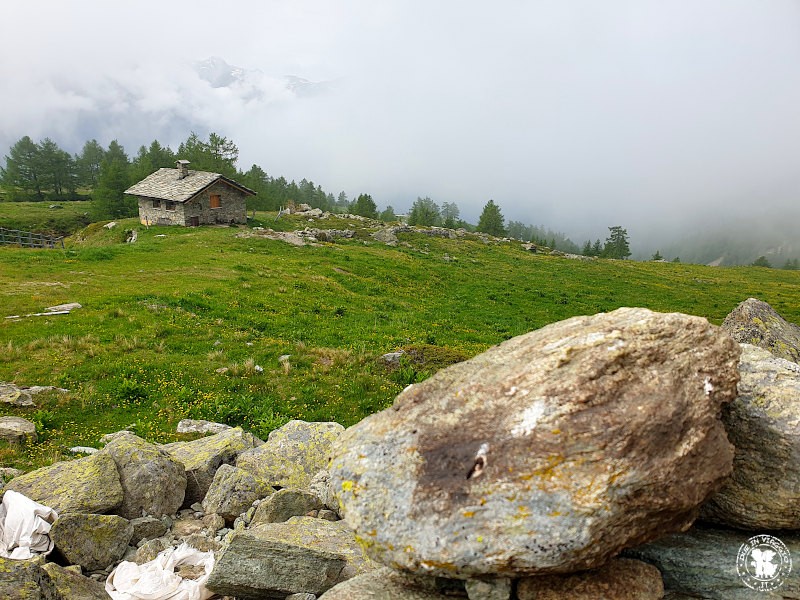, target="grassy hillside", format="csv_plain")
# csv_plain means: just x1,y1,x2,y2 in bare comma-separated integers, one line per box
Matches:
1,213,799,471
0,201,93,237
